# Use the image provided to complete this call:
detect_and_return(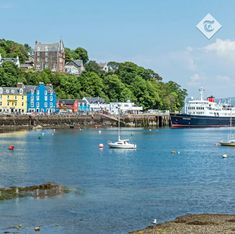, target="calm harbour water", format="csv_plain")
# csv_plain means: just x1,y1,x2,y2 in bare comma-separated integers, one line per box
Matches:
0,127,235,233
